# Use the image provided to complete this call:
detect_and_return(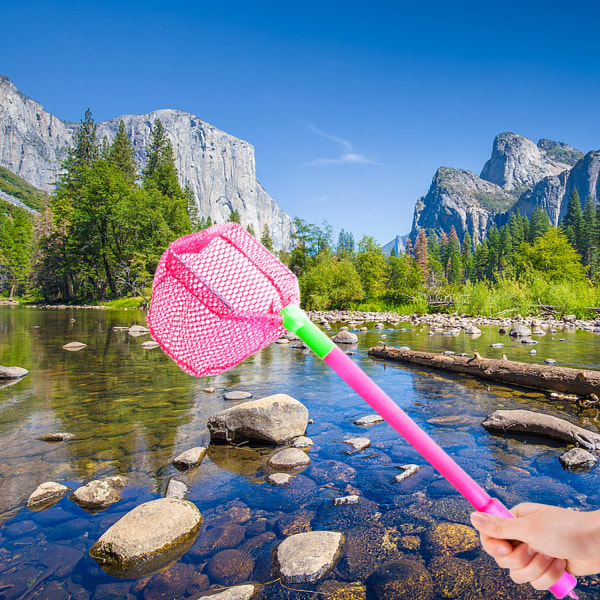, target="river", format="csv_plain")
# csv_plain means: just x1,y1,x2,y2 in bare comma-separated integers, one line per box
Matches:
1,306,599,599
